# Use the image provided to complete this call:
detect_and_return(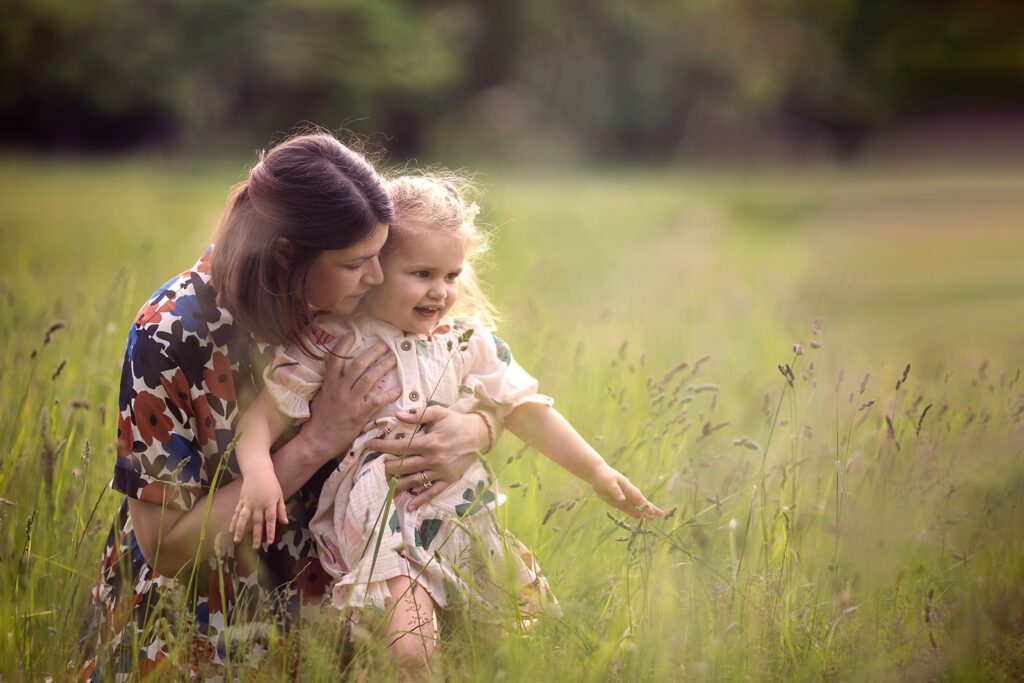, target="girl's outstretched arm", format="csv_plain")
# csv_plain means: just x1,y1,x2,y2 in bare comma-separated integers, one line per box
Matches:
229,389,293,549
504,403,664,519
